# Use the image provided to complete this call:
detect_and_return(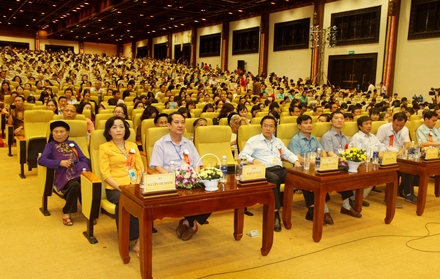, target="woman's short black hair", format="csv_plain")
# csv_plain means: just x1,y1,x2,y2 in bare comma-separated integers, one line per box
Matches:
103,116,131,141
